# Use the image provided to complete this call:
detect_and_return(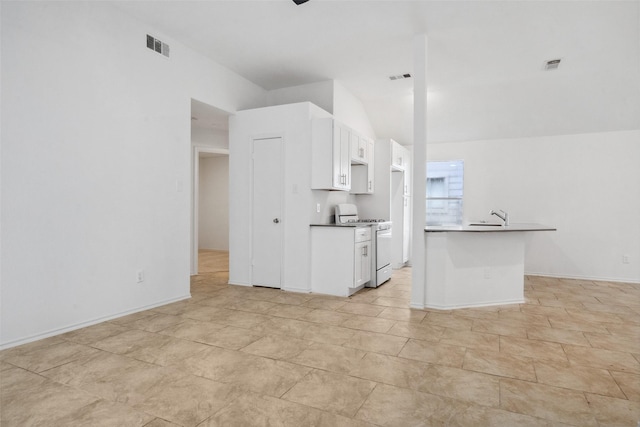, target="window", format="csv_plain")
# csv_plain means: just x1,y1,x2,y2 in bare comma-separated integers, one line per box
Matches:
426,160,464,225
